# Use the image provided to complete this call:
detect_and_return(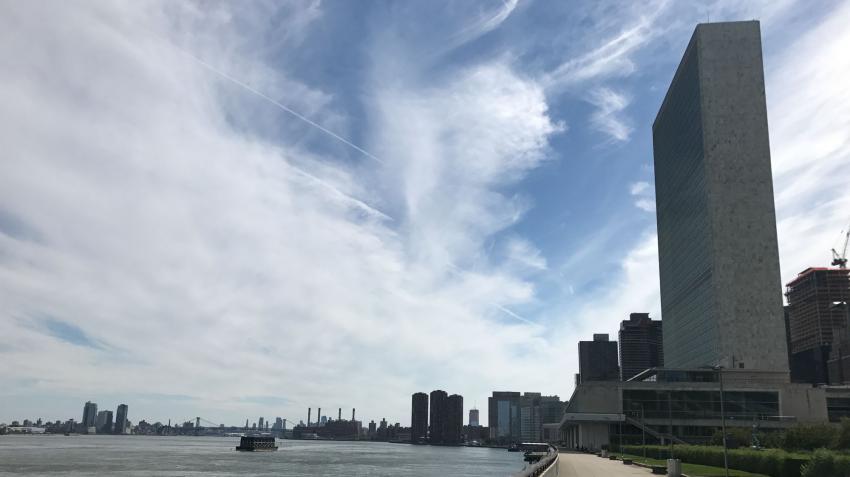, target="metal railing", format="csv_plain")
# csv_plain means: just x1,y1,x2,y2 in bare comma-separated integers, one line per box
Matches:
511,446,559,477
